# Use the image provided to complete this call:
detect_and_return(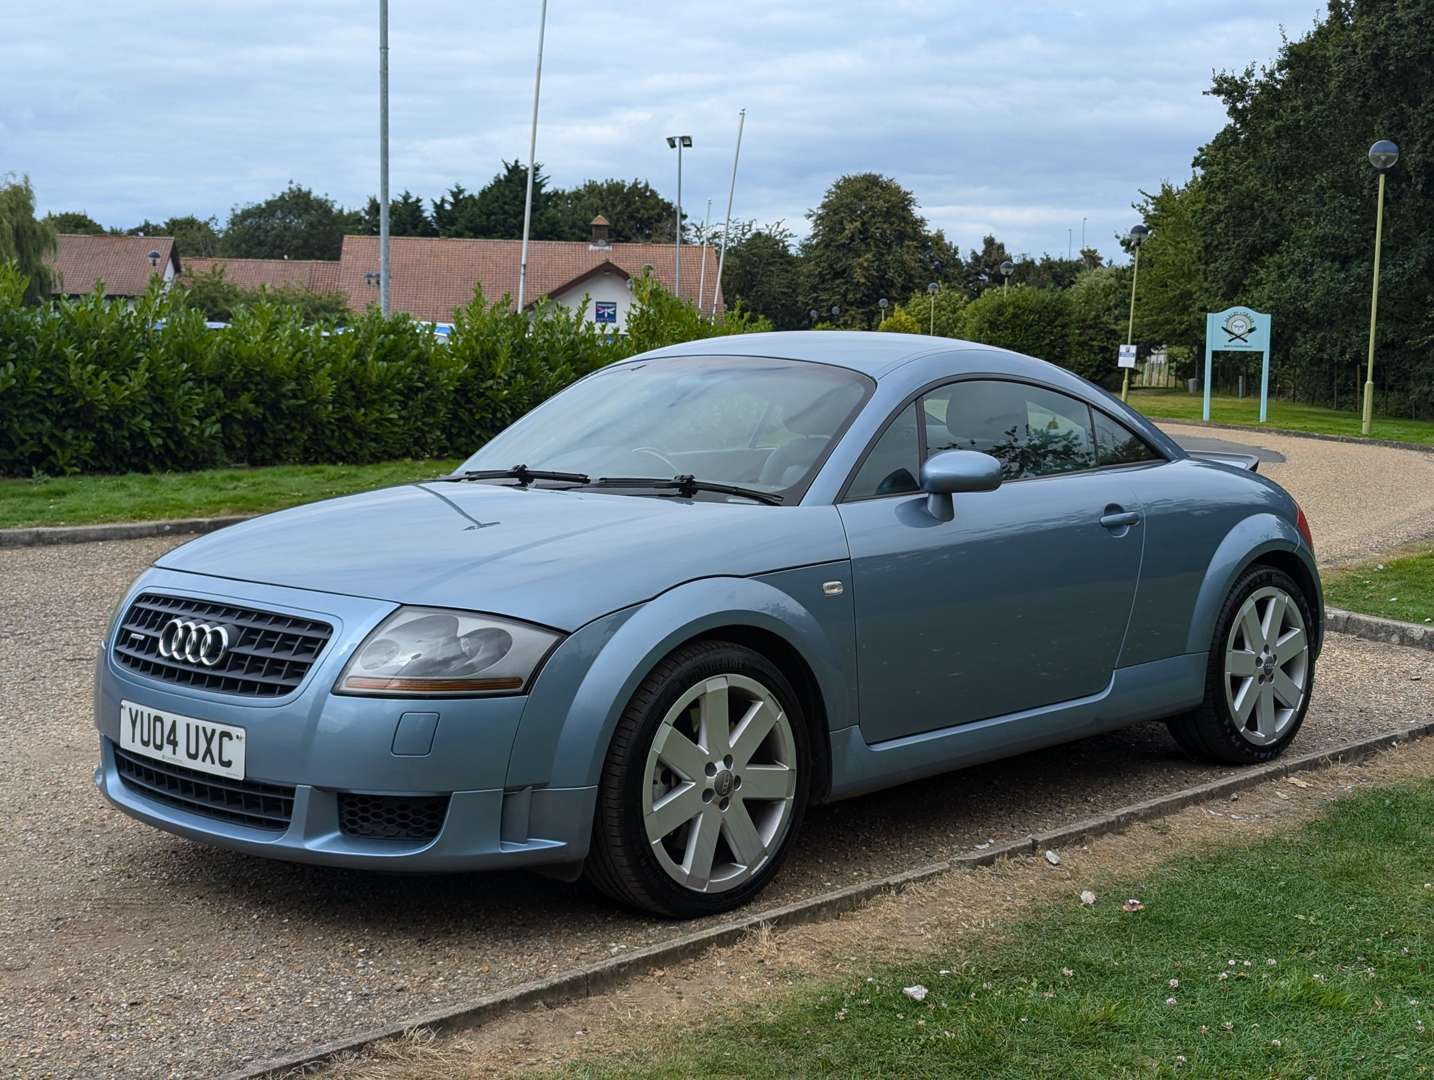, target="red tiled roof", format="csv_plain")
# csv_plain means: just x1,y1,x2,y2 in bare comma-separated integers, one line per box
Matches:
48,234,178,297
184,257,344,294
336,235,725,323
